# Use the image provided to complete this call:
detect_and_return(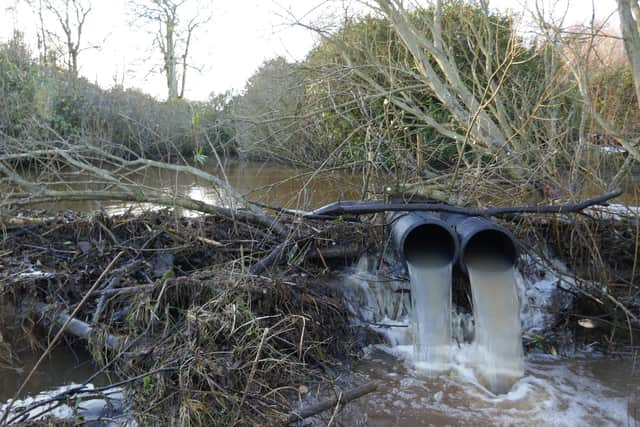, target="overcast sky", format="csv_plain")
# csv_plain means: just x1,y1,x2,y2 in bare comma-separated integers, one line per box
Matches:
0,0,620,101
